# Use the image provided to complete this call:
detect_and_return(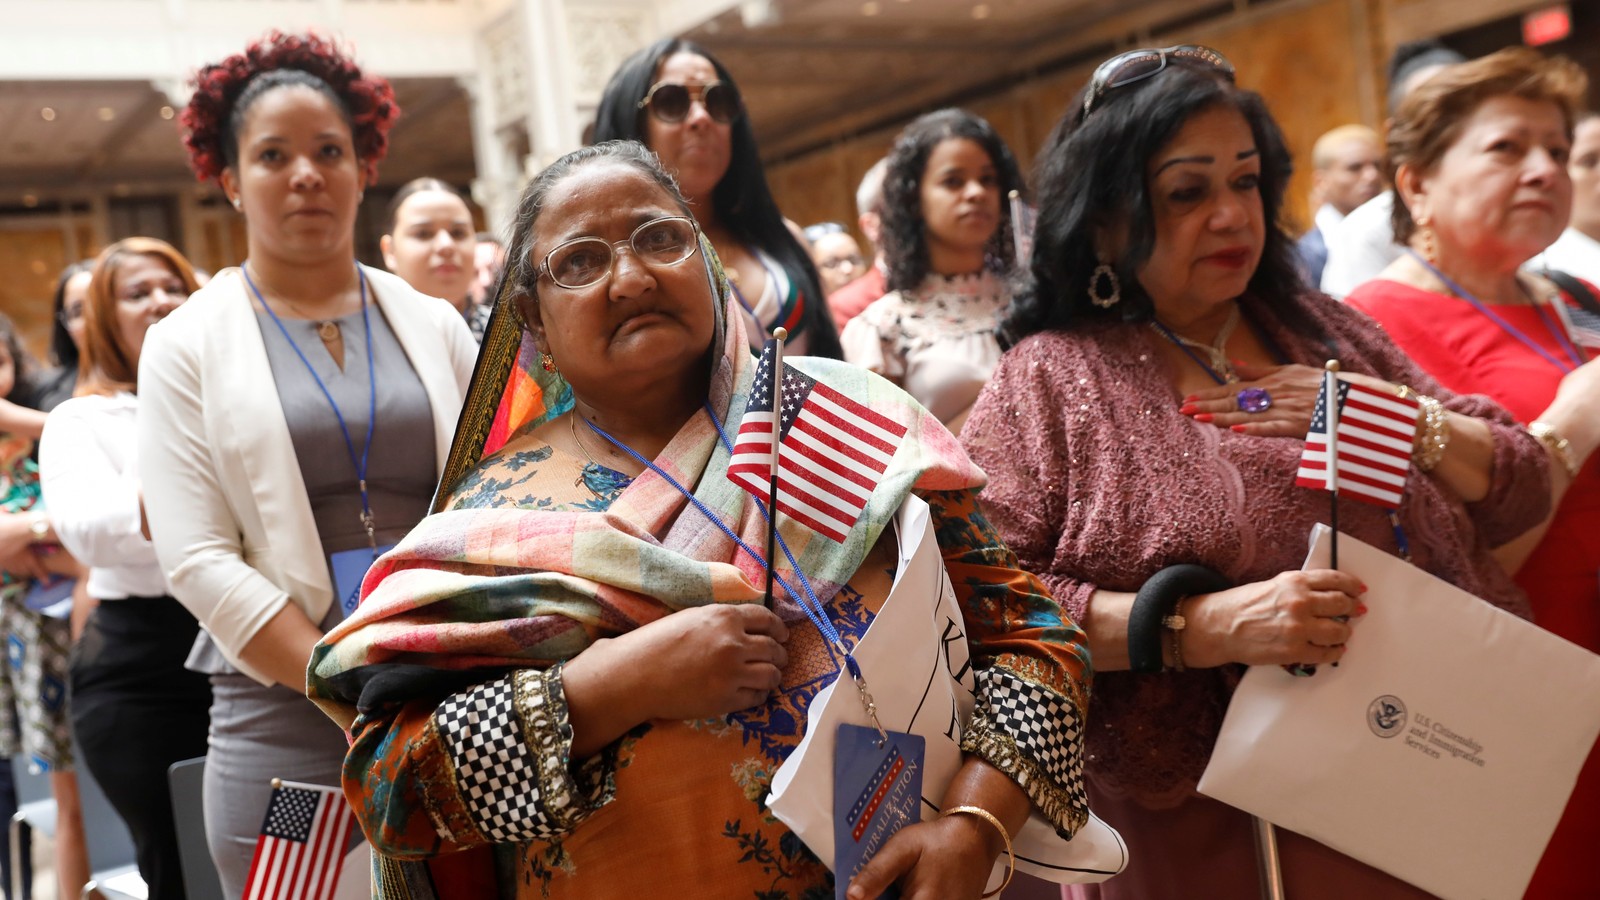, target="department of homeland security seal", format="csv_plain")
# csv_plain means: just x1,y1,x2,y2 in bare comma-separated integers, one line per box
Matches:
1368,695,1407,738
